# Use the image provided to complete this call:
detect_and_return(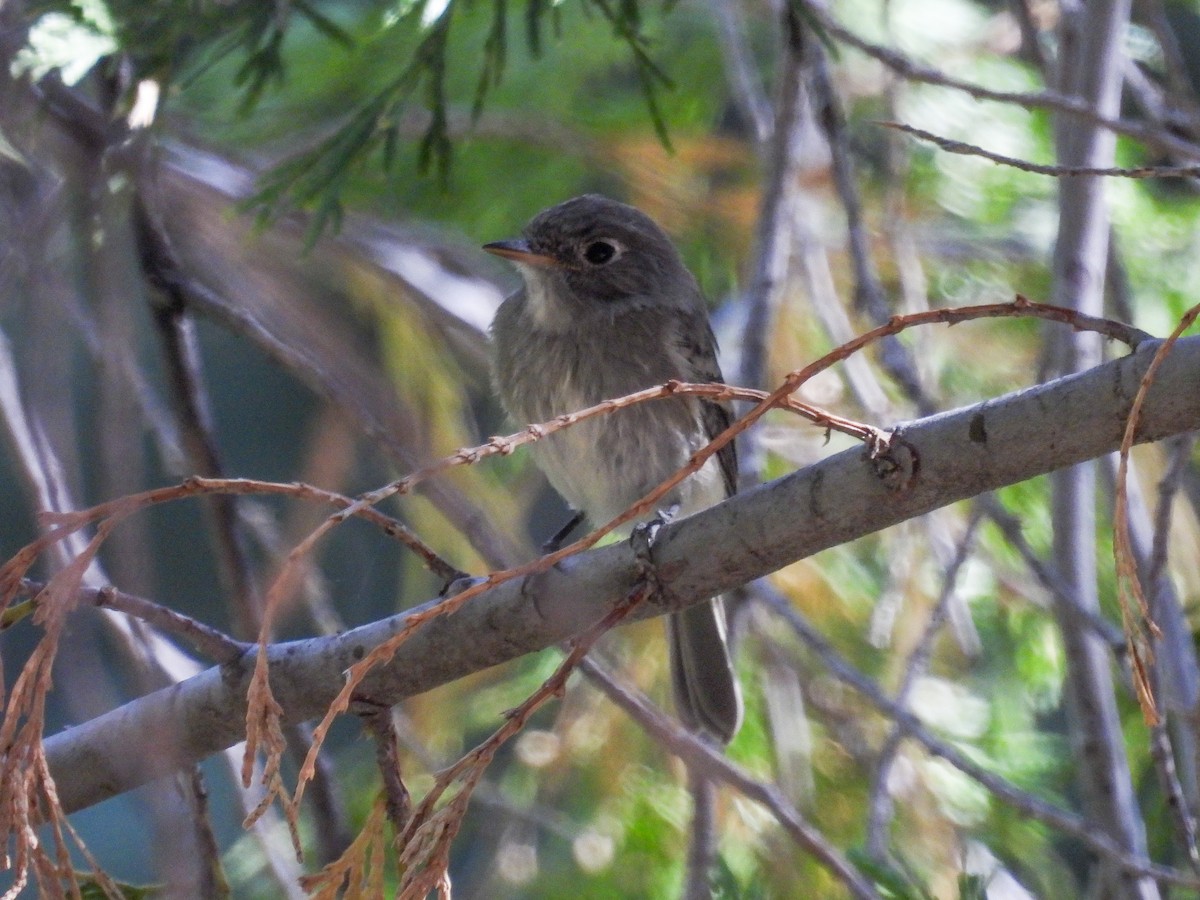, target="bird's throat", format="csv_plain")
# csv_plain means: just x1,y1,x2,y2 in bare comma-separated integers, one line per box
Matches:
518,268,578,332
